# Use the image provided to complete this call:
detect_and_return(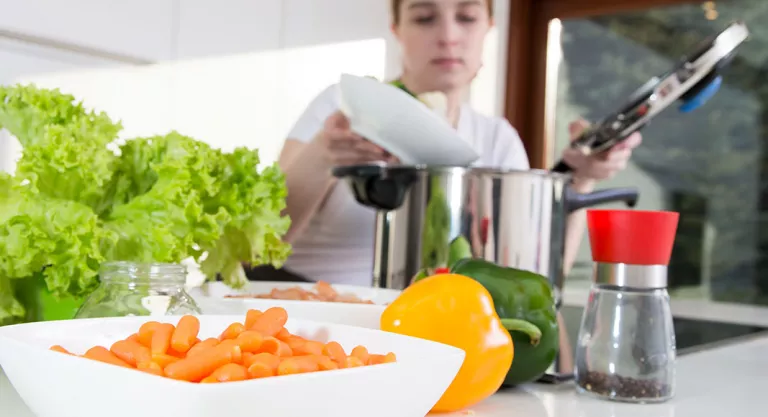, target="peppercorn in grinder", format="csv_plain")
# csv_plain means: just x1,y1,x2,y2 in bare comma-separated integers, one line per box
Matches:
574,209,680,403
